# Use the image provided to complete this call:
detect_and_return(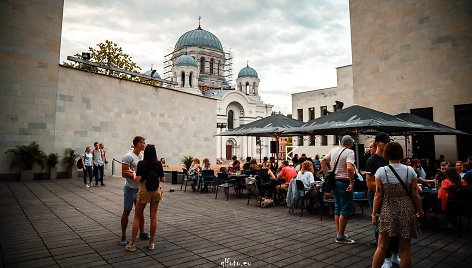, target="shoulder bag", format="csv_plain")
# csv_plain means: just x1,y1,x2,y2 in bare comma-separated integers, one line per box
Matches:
387,165,417,211
323,148,347,192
